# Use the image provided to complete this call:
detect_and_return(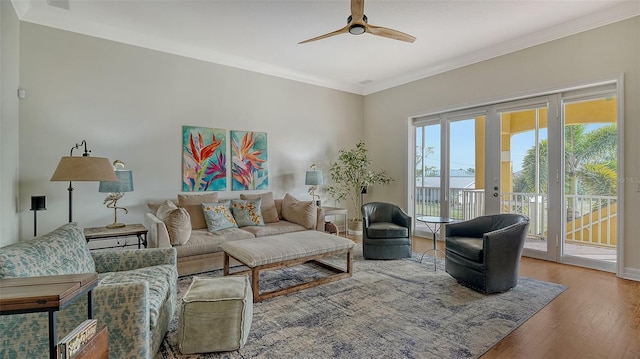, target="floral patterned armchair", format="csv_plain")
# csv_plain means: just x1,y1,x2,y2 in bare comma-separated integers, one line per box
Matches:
0,222,177,359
